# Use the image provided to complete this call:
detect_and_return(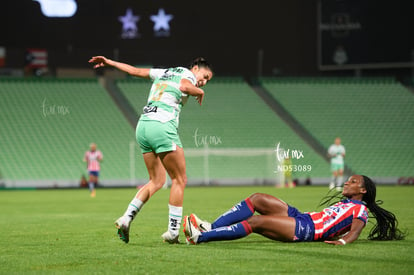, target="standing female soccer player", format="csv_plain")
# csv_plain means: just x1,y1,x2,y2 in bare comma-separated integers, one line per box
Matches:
328,137,346,190
89,56,213,244
83,142,103,198
184,175,405,245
